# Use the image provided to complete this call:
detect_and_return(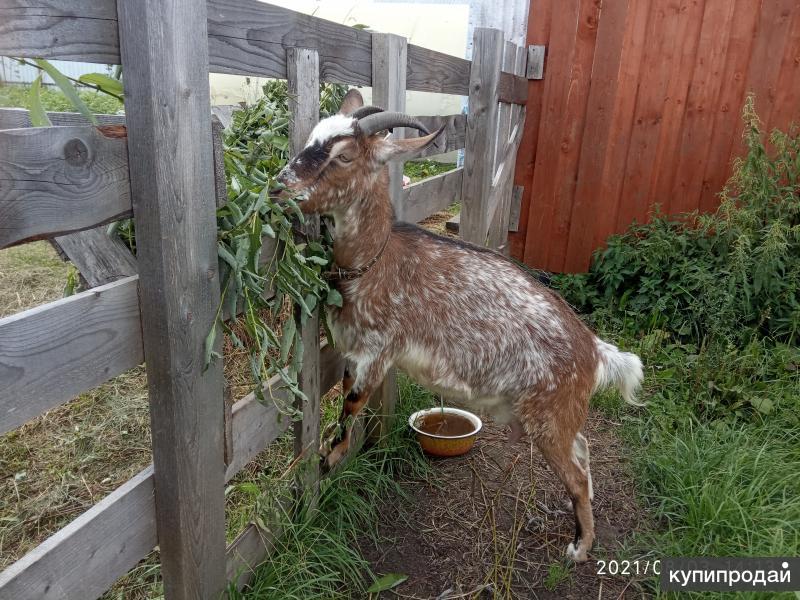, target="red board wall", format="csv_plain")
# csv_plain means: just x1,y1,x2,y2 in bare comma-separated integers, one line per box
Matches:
510,0,800,273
